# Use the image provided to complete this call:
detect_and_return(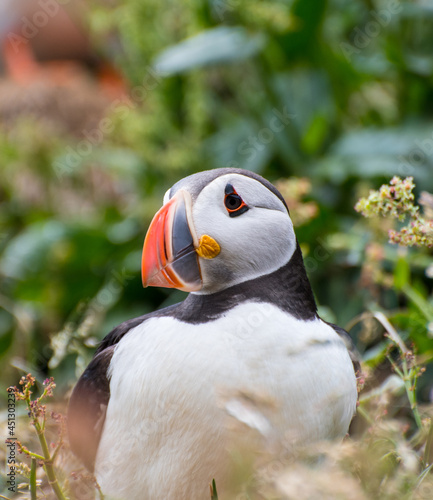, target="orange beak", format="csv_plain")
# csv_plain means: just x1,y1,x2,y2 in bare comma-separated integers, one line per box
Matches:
141,190,202,292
